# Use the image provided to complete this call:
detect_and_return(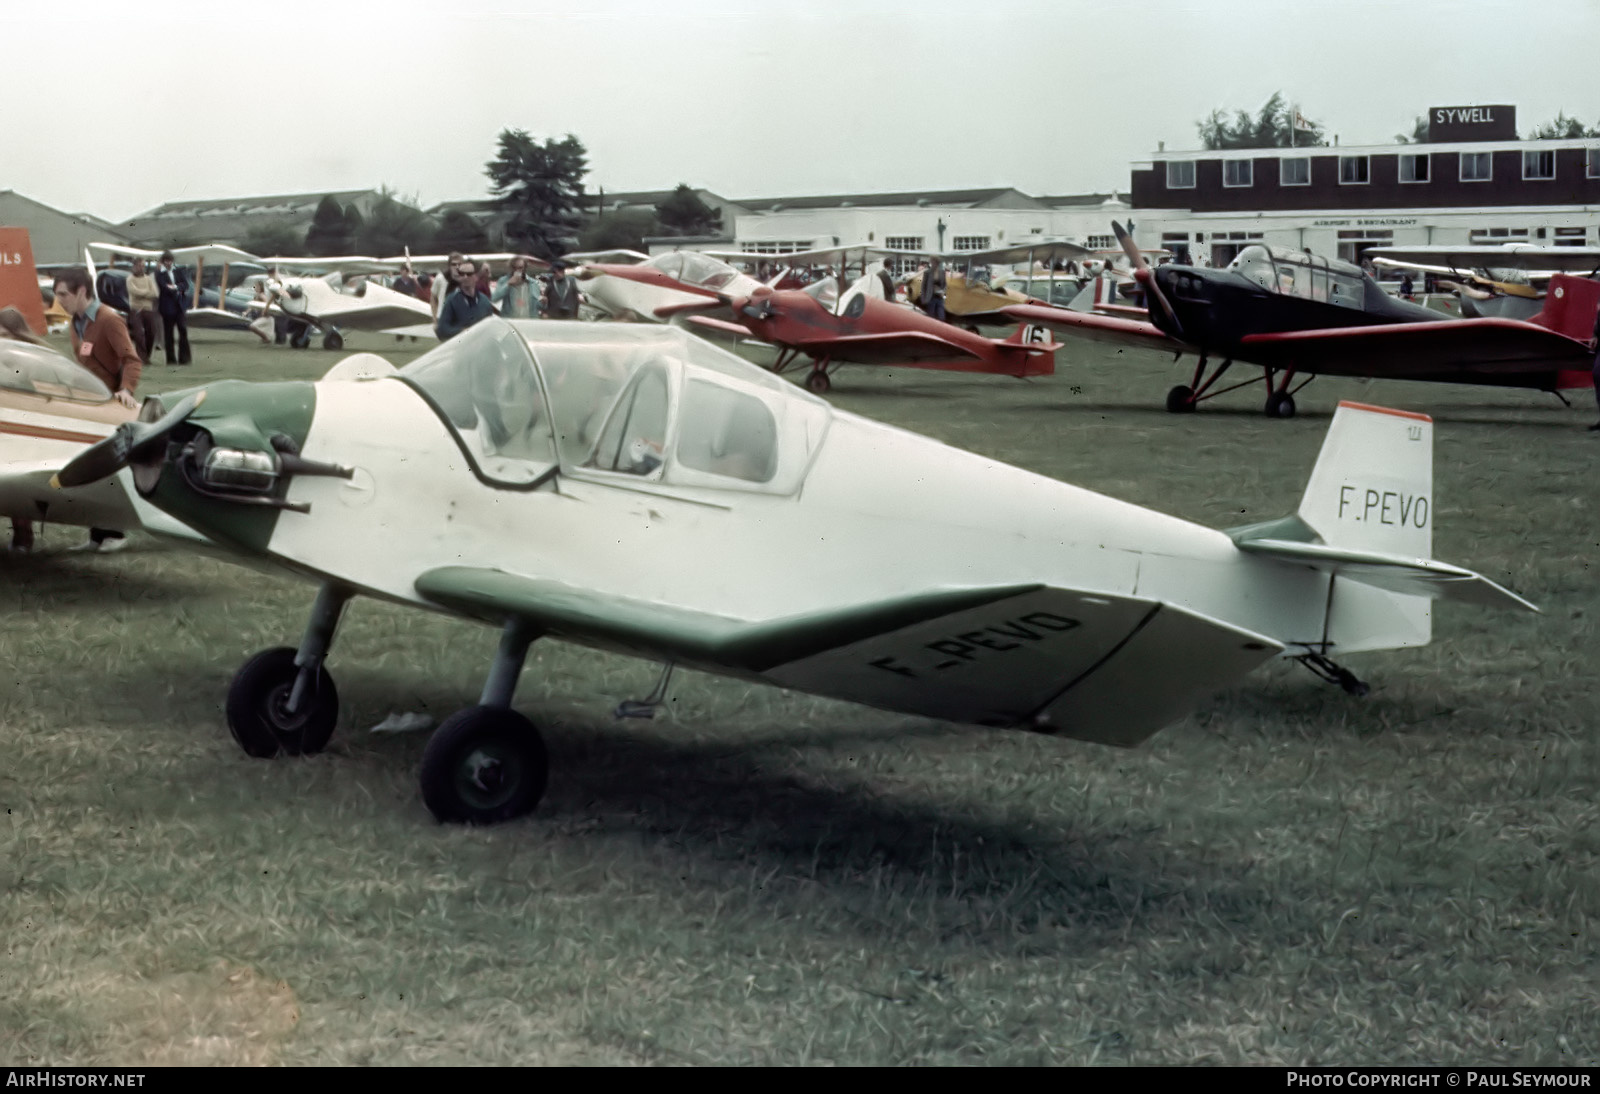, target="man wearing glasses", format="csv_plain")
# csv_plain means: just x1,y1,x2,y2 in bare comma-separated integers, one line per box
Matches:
436,258,493,340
